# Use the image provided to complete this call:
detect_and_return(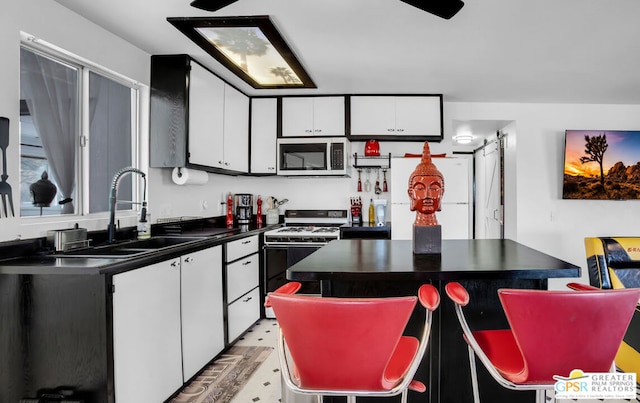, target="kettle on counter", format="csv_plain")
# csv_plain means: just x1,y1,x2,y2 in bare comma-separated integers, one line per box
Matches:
364,140,380,156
